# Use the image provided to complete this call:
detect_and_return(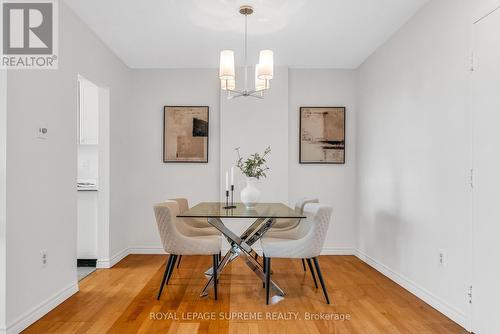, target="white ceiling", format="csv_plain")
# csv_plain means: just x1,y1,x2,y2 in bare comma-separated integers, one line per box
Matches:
64,0,429,69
